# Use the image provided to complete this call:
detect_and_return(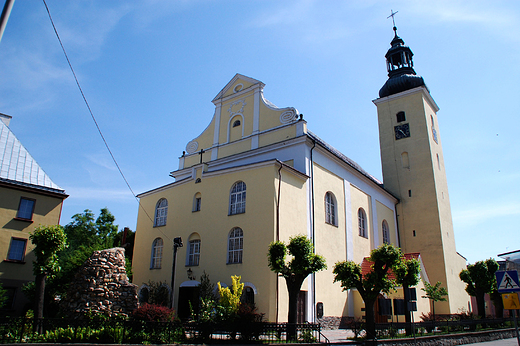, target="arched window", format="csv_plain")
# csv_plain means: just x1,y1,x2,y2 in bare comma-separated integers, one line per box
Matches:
154,198,168,226
193,192,202,212
228,227,243,264
229,181,246,215
138,285,150,303
150,238,163,269
244,286,255,306
382,220,390,244
187,233,201,266
396,111,406,122
325,192,337,226
358,208,367,238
